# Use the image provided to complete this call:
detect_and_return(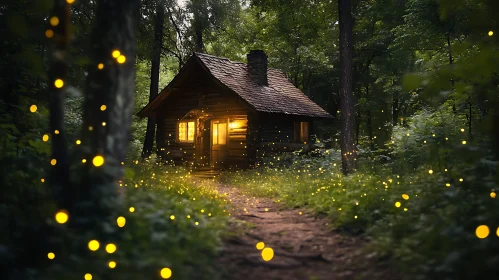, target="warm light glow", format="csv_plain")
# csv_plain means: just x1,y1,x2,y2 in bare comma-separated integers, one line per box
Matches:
55,129,60,134
76,140,81,145
51,159,57,166
41,178,45,183
462,140,467,145
491,192,496,198
476,225,489,239
43,134,49,142
55,210,69,224
105,243,117,254
30,104,37,113
88,240,100,251
93,155,104,167
45,29,54,38
256,242,265,250
54,79,64,88
66,0,75,4
402,194,409,200
446,183,451,187
129,207,135,212
261,247,274,261
108,261,117,269
460,128,465,132
117,55,126,64
160,268,172,279
102,122,106,126
100,105,107,111
47,252,55,259
112,50,121,58
428,169,433,174
82,159,87,163
395,201,401,208
97,63,104,70
84,273,92,280
49,16,59,26
170,215,175,220
117,216,126,227
488,31,494,36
